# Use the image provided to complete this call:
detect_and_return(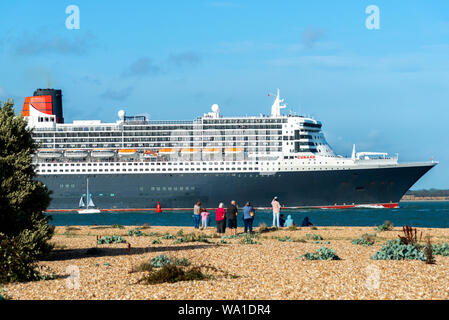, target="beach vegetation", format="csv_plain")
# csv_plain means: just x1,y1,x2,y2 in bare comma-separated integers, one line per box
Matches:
96,235,126,244
299,247,341,260
425,236,435,265
140,264,208,284
432,242,449,256
398,225,422,245
161,233,175,239
0,99,54,284
127,229,145,237
371,239,426,261
352,234,376,246
375,220,394,231
239,233,260,244
306,234,323,241
151,238,161,244
277,236,293,242
111,224,125,229
287,225,297,231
